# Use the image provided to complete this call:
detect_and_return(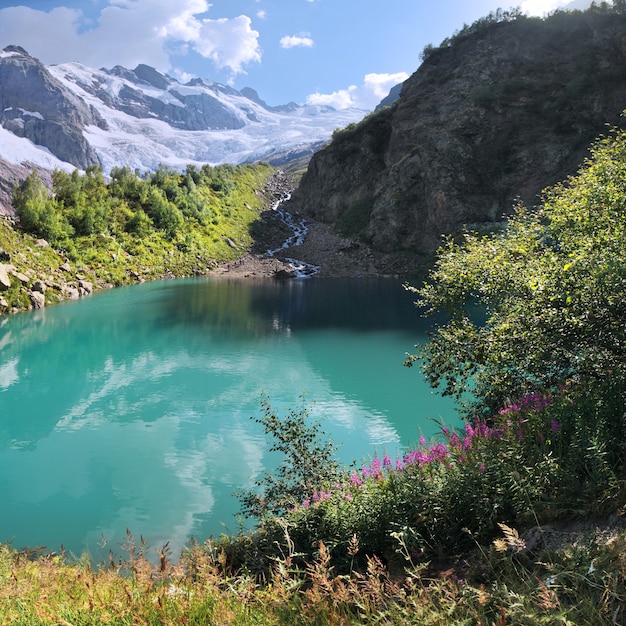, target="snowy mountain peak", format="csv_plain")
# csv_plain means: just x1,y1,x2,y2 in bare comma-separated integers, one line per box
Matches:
0,46,366,176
